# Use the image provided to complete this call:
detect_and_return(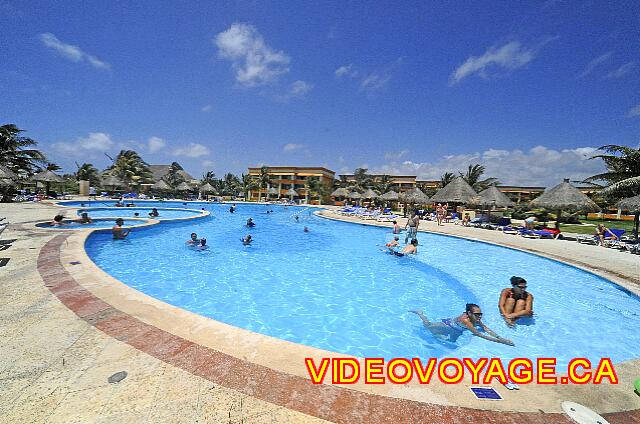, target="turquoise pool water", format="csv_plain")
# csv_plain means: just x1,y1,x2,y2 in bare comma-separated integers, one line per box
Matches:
37,219,142,229
83,202,640,366
74,207,202,220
